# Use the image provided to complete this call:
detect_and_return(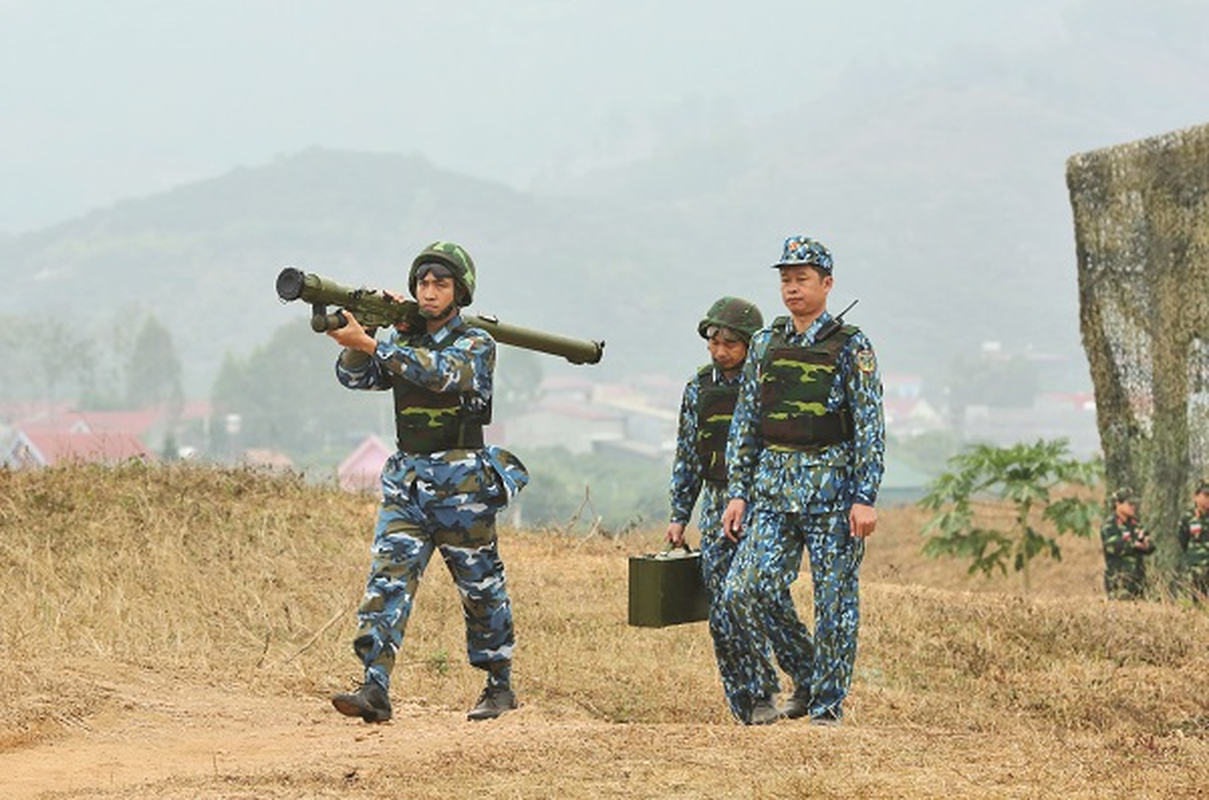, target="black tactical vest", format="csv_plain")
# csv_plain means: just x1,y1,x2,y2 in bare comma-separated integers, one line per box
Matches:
390,321,490,453
695,366,739,485
758,317,855,449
